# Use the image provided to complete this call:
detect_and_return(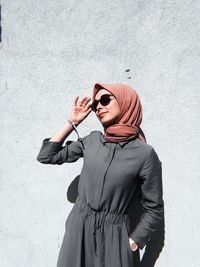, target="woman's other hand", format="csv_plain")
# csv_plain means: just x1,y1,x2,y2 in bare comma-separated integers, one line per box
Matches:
70,96,92,125
129,237,139,251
